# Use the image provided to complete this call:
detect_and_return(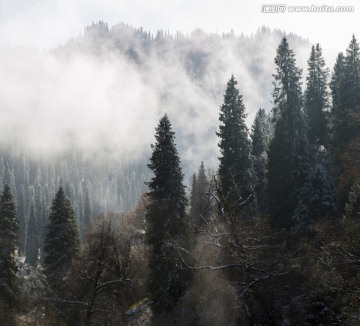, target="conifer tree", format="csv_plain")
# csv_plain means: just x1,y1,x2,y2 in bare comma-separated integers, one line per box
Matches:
190,162,210,228
344,181,360,219
146,114,190,316
217,75,255,211
330,52,345,148
304,44,330,146
0,185,19,307
4,166,17,200
330,53,344,110
293,148,338,223
17,185,27,255
332,35,360,154
268,37,309,228
25,197,38,267
35,185,46,261
196,161,209,219
251,108,269,213
83,187,93,228
189,173,198,221
43,187,80,288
